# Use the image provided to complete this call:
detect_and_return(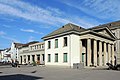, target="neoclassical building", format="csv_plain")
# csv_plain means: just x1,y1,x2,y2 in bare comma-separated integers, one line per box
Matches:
91,21,120,64
42,23,117,67
18,41,45,64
